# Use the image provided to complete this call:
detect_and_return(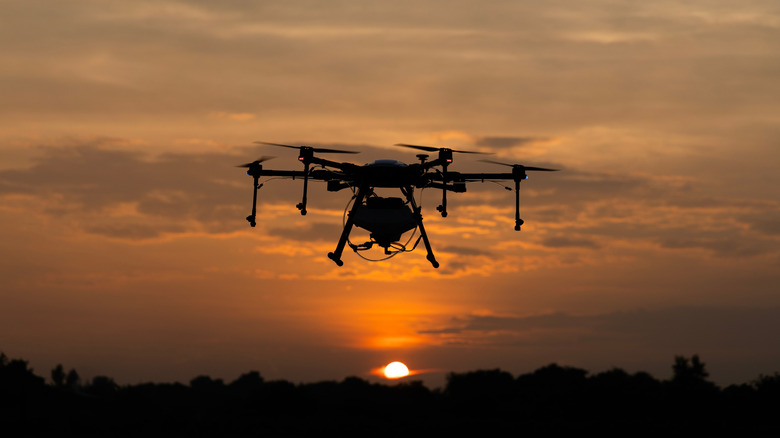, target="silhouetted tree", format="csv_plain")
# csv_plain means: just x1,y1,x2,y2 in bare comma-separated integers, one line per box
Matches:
445,368,514,398
189,375,225,393
51,364,66,387
445,368,516,419
86,376,119,398
0,353,46,423
513,363,591,430
672,354,709,383
516,362,589,399
586,368,664,433
721,382,757,430
664,355,720,434
393,379,432,400
752,372,780,420
230,370,264,390
6,350,780,435
65,368,80,390
753,372,780,393
260,379,298,416
0,356,45,389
